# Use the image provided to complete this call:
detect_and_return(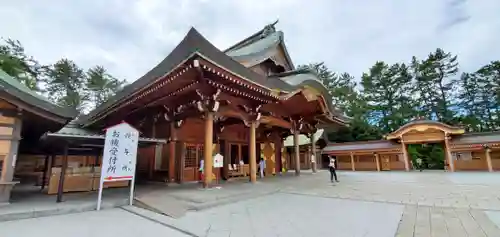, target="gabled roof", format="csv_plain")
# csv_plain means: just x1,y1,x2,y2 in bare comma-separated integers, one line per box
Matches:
77,27,279,126
270,69,350,122
77,26,347,127
0,69,77,121
224,21,295,70
386,119,465,140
